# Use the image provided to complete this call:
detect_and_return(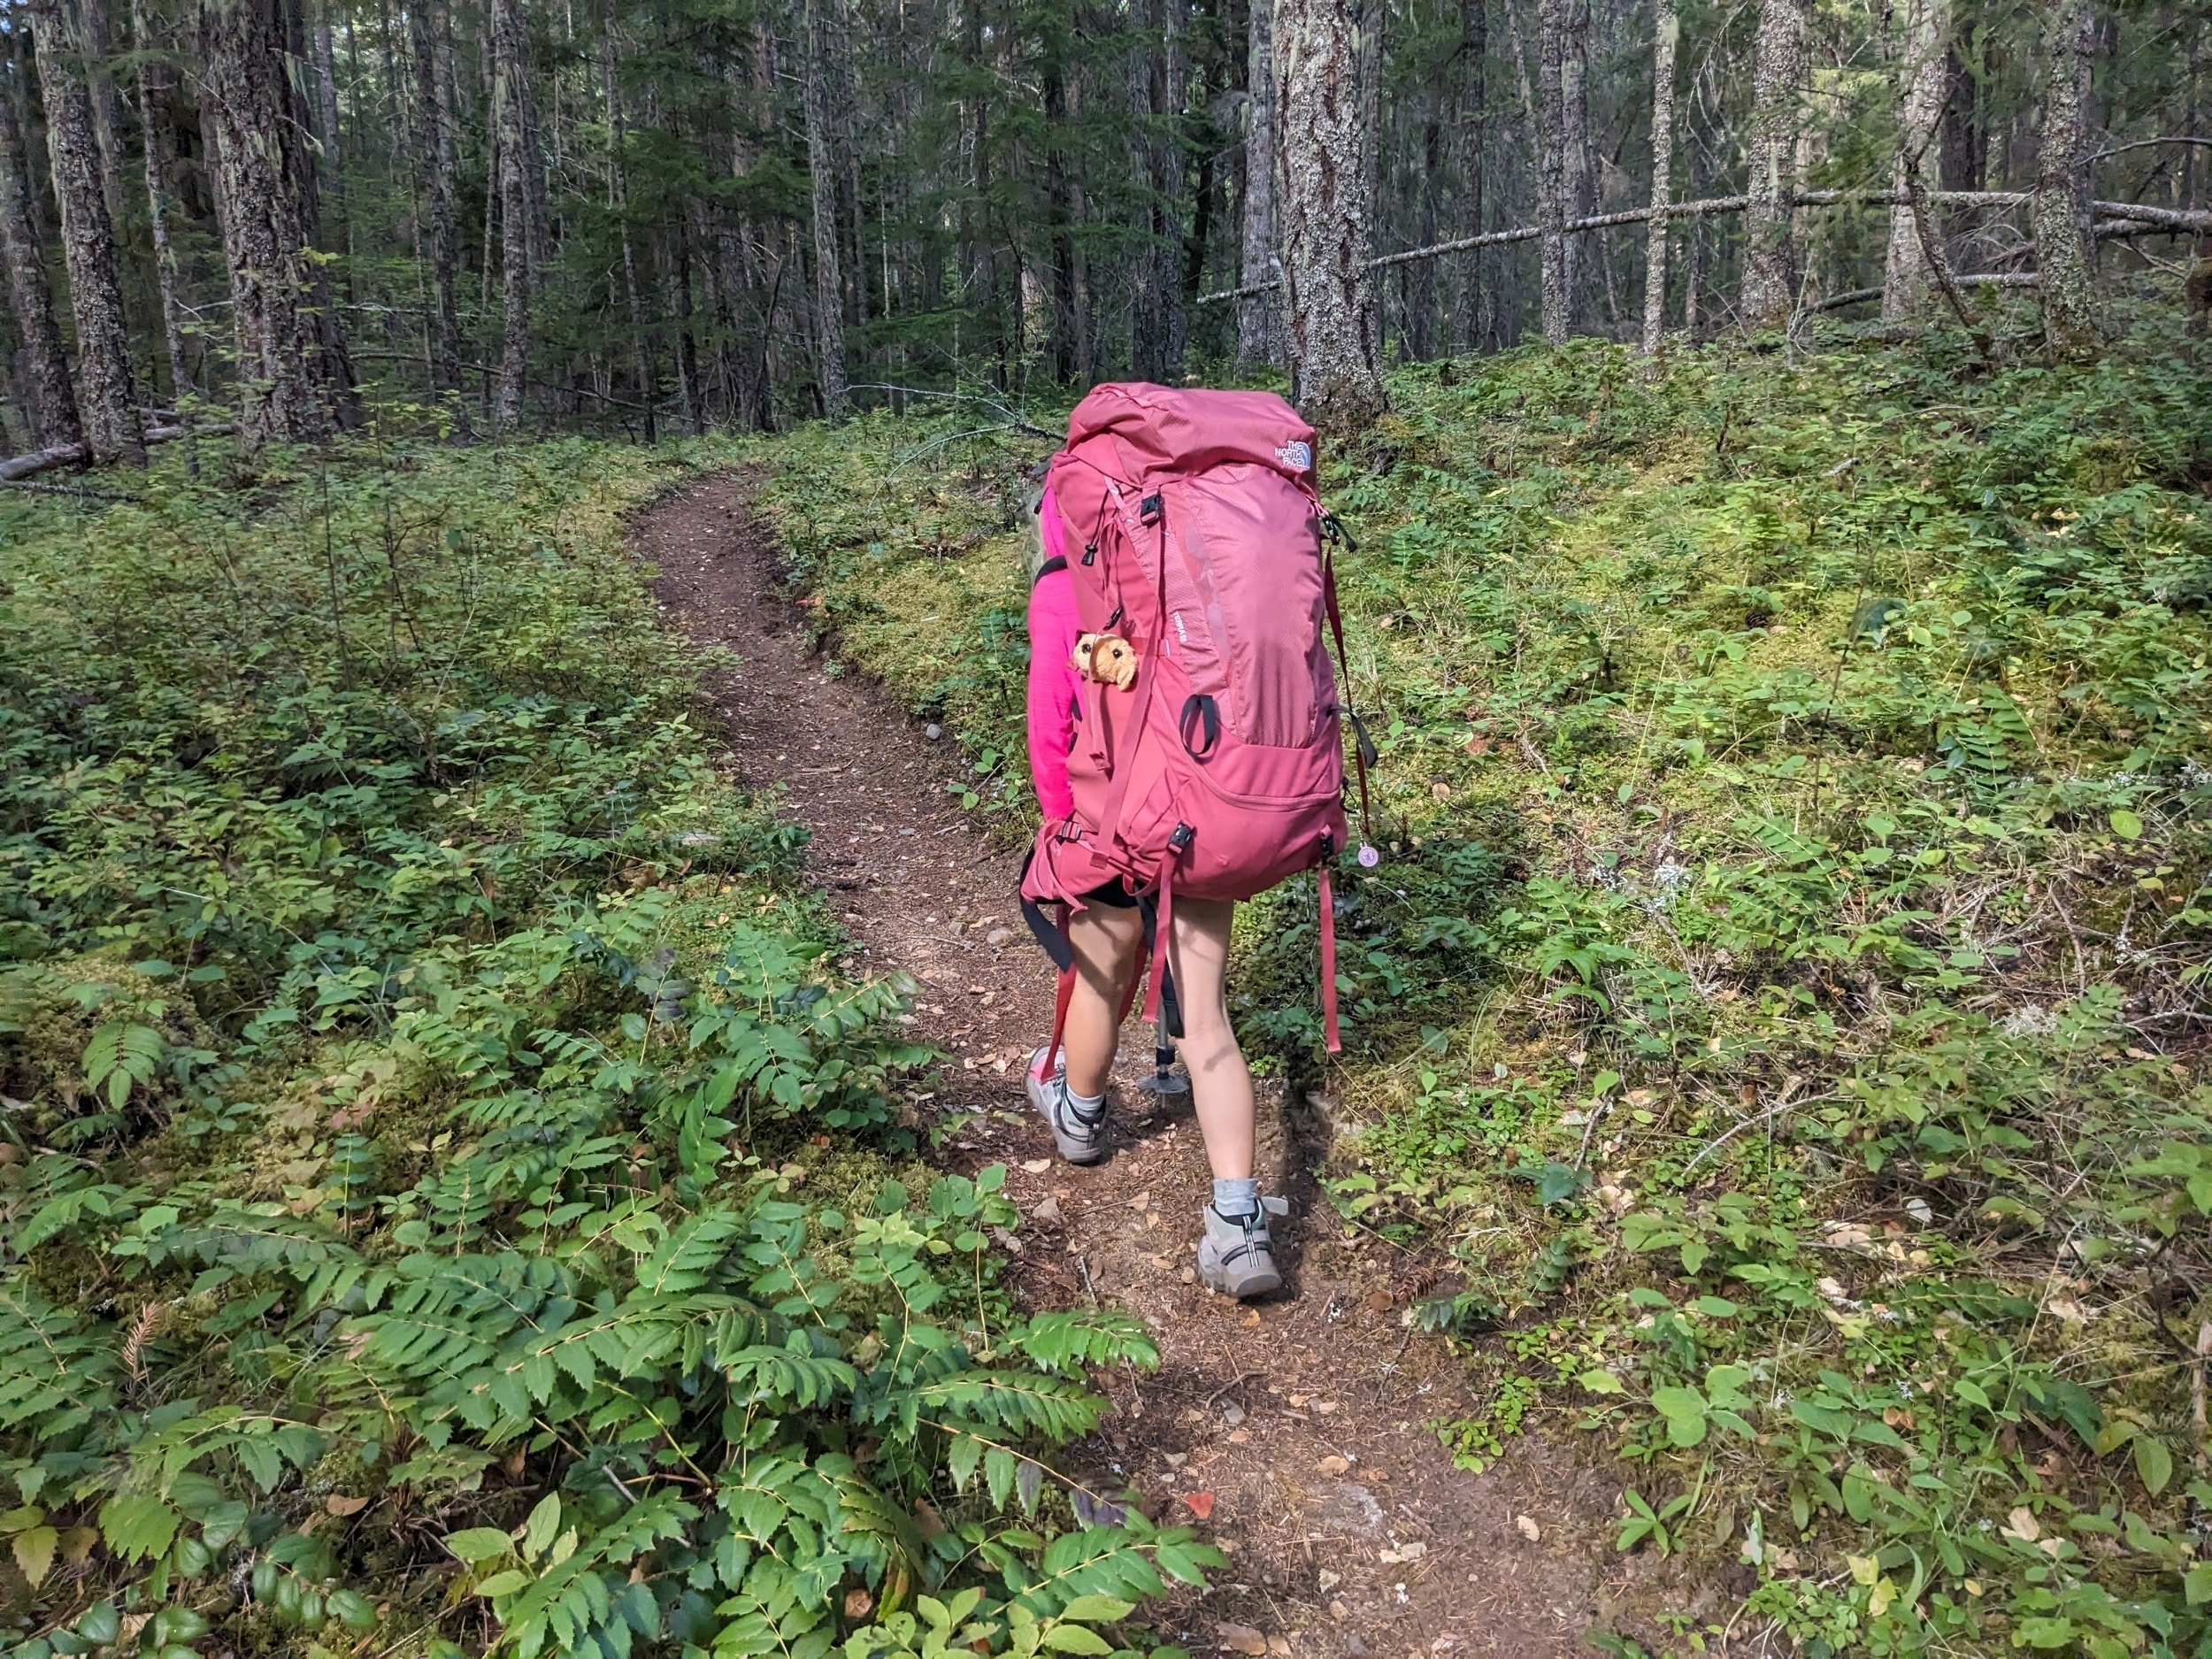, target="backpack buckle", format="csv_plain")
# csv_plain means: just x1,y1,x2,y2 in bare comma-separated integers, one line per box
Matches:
1139,493,1163,525
1168,823,1195,854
